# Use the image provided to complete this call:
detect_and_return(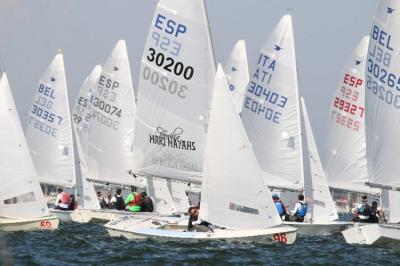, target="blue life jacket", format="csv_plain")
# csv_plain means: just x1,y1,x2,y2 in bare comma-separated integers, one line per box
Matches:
274,201,285,216
296,202,308,218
